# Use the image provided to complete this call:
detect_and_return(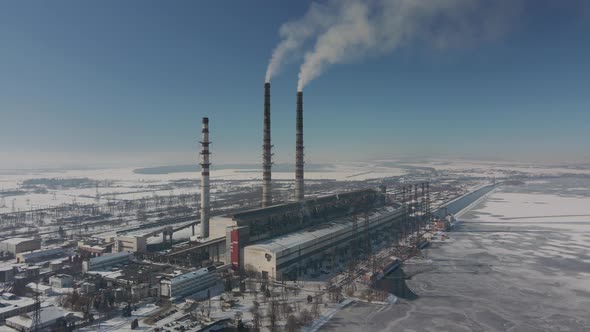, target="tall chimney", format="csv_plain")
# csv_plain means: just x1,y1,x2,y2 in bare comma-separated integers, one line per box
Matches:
262,83,272,207
295,91,304,201
200,117,211,238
